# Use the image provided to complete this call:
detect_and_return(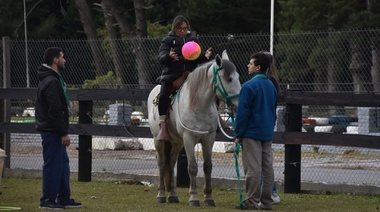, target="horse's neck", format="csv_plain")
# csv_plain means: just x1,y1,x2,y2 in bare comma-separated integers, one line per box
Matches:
194,89,215,112
187,76,216,113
